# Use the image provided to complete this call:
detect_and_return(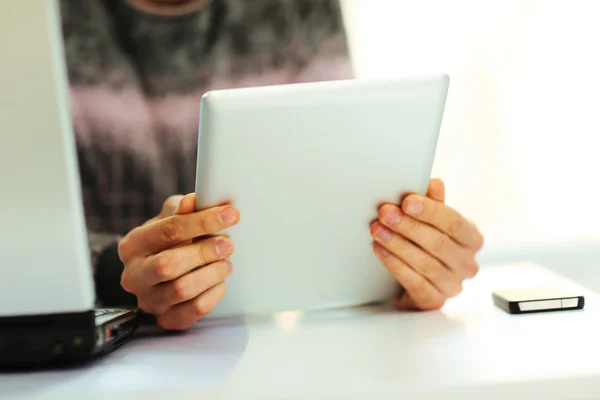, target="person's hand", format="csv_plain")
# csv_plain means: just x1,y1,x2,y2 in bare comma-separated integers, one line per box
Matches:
370,178,484,310
118,193,240,330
